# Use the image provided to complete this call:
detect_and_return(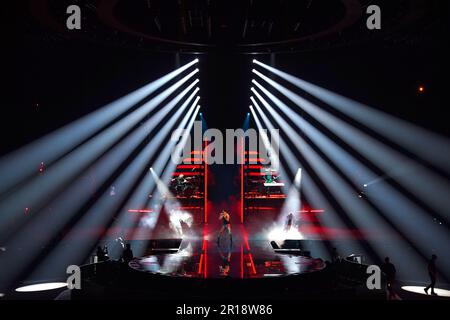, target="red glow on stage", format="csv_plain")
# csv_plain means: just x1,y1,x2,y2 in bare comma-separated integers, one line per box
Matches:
176,165,202,169
245,151,259,155
247,158,266,163
243,232,257,275
176,206,202,210
300,209,325,213
247,165,262,169
247,253,257,275
172,172,201,176
248,172,267,176
182,158,203,163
